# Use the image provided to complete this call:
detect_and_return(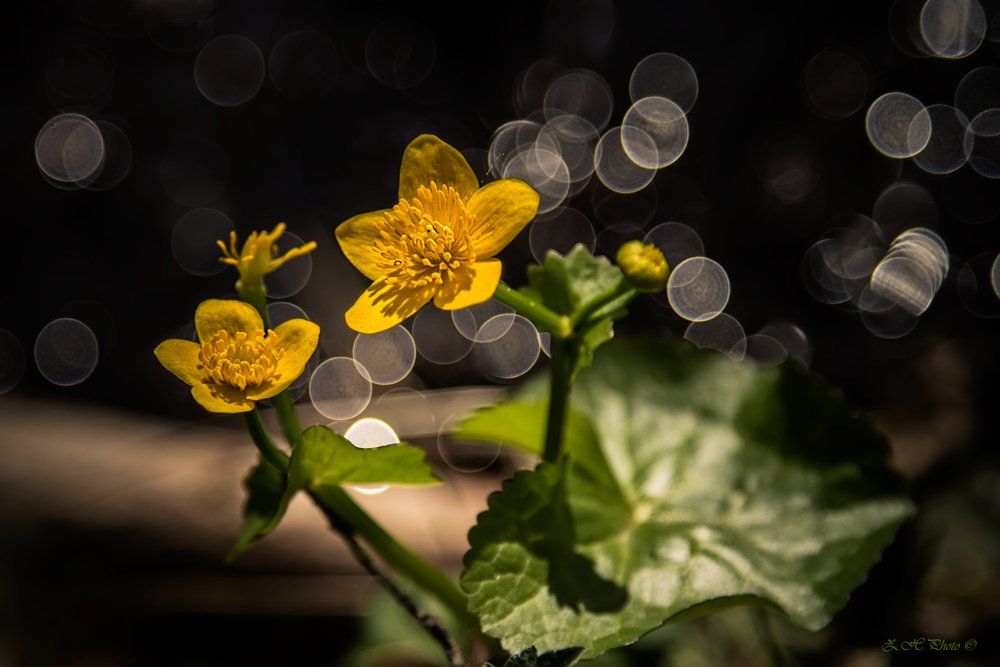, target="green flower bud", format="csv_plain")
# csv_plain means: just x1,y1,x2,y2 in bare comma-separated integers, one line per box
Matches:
616,240,669,292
